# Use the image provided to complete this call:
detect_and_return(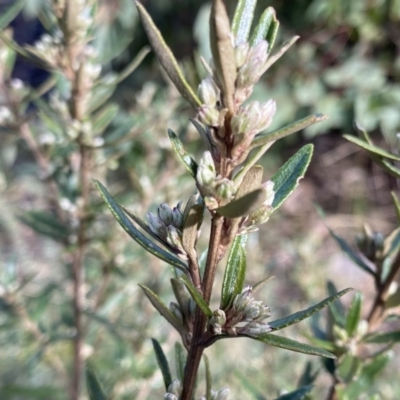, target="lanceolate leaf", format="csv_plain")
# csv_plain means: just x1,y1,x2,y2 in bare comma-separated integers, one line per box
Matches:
139,285,185,335
86,368,107,400
343,134,400,161
247,333,336,358
94,180,188,273
250,7,277,47
216,188,266,218
345,292,362,337
327,227,375,276
274,385,314,400
265,14,279,52
391,192,400,222
151,338,173,391
271,144,313,211
204,354,212,400
232,0,257,46
269,288,352,330
363,330,400,344
221,234,248,309
0,0,25,30
210,0,236,113
261,36,299,74
168,129,198,178
180,275,213,318
251,114,327,149
135,2,201,108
